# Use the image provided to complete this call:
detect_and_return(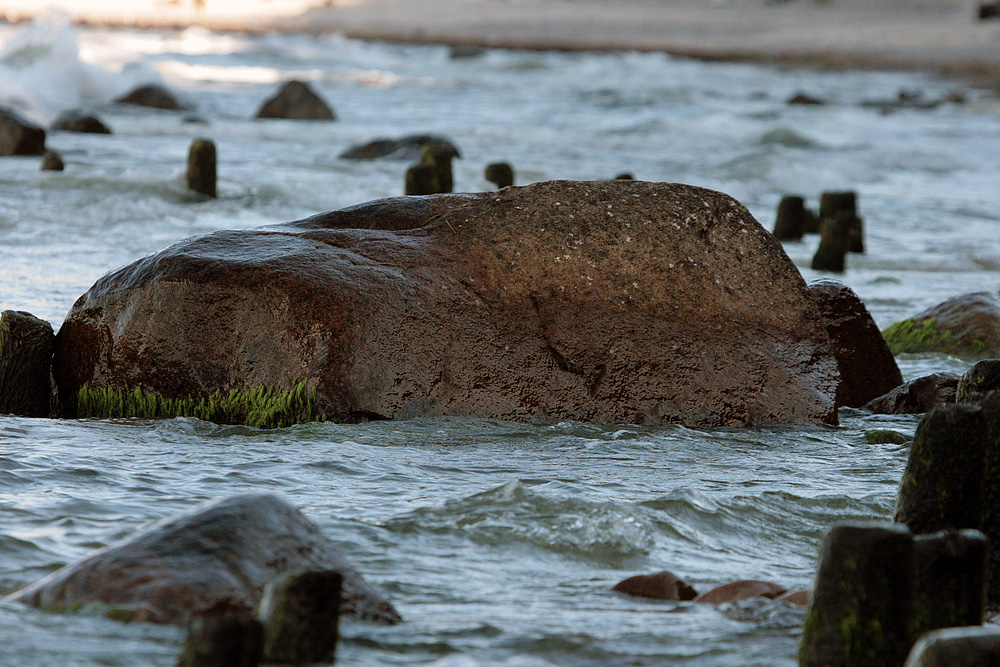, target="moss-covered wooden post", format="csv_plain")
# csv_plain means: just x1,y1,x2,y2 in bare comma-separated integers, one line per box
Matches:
977,390,1000,607
187,138,217,198
176,612,264,667
799,522,915,667
405,163,439,195
810,214,852,272
956,360,1000,403
259,570,342,665
772,195,810,241
484,162,514,189
894,404,987,534
818,190,863,252
913,529,988,638
419,142,458,194
0,310,54,417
